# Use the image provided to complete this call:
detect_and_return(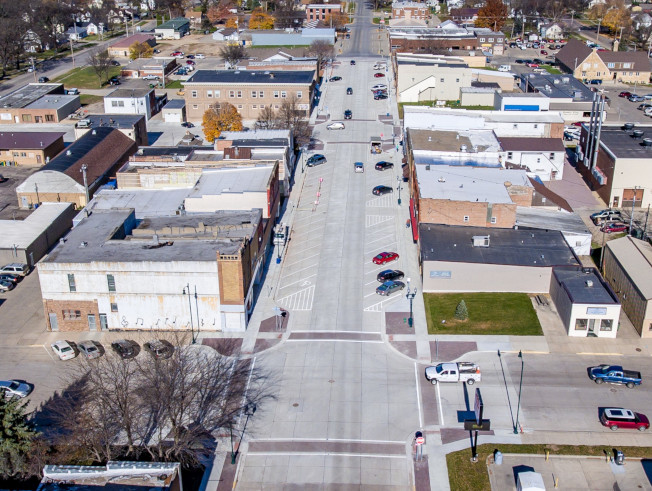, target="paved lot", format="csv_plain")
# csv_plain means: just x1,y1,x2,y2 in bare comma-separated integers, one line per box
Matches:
488,454,652,490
